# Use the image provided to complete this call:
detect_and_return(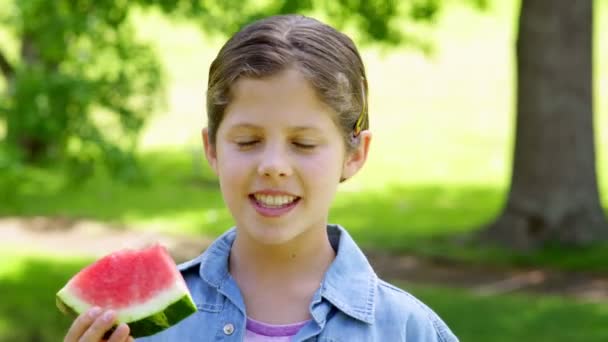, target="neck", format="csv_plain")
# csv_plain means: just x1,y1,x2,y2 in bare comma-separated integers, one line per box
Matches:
230,225,335,279
228,224,336,323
